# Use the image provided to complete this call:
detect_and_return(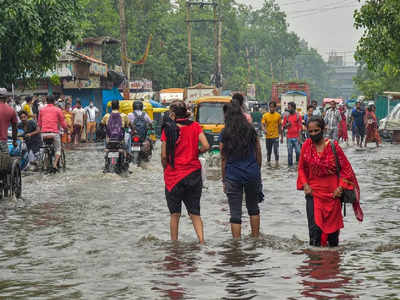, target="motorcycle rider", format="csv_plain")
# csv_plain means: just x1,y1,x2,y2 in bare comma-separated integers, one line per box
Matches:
128,100,153,160
101,100,130,170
